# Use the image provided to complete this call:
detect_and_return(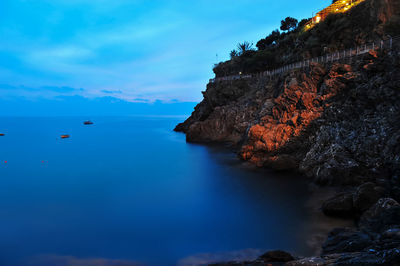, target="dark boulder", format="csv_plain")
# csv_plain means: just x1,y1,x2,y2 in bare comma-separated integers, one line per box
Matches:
359,198,400,234
259,250,294,262
322,228,374,255
353,182,385,213
322,191,355,218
